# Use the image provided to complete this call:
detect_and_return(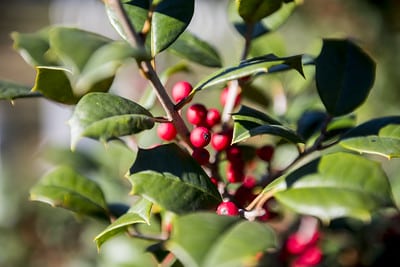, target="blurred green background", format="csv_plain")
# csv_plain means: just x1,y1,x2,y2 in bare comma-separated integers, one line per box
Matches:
0,0,399,266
